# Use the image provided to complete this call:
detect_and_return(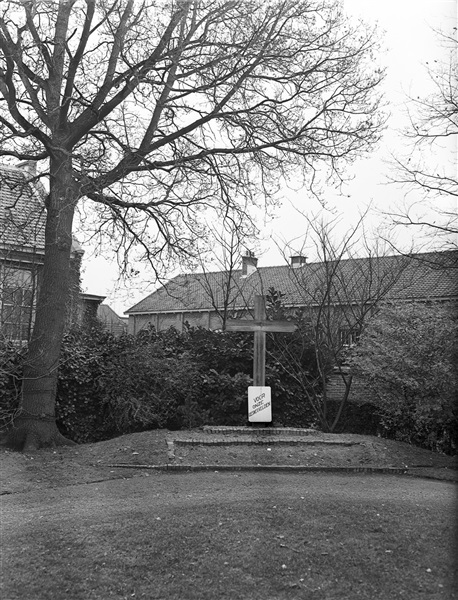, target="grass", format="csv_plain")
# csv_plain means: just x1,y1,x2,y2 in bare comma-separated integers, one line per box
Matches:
2,472,457,600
